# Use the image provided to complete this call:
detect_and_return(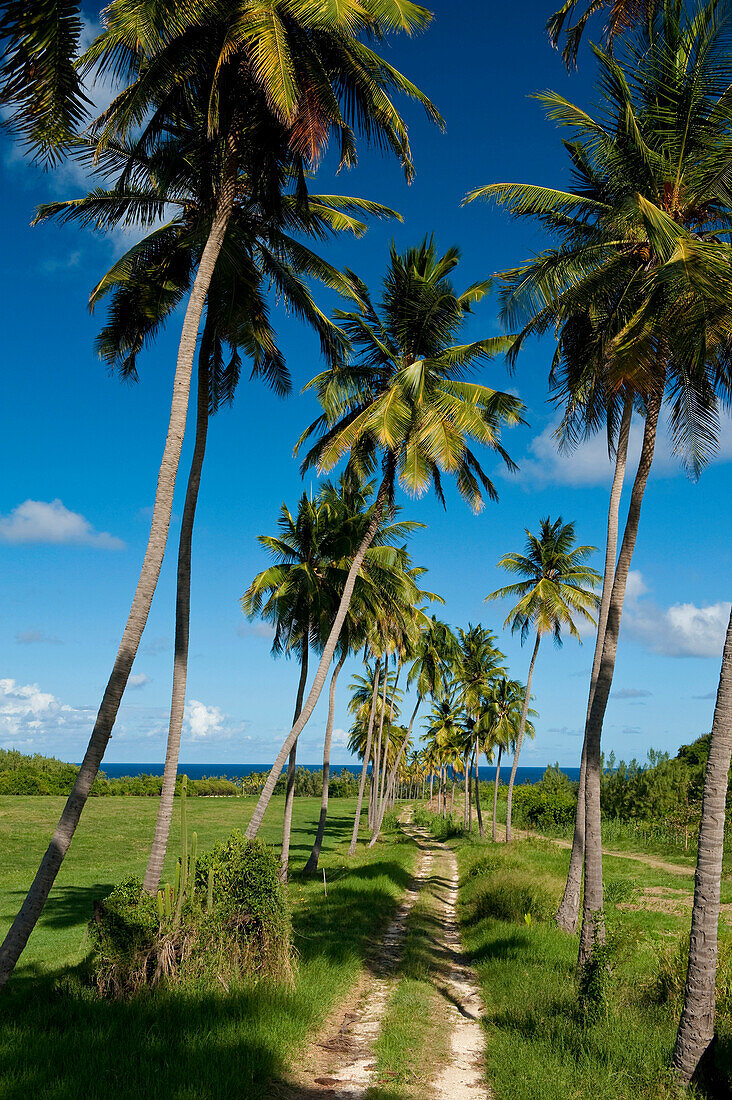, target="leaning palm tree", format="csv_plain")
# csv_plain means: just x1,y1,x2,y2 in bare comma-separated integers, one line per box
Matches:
41,126,396,898
0,0,442,989
672,607,732,1084
242,237,524,841
468,0,732,961
487,518,600,842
